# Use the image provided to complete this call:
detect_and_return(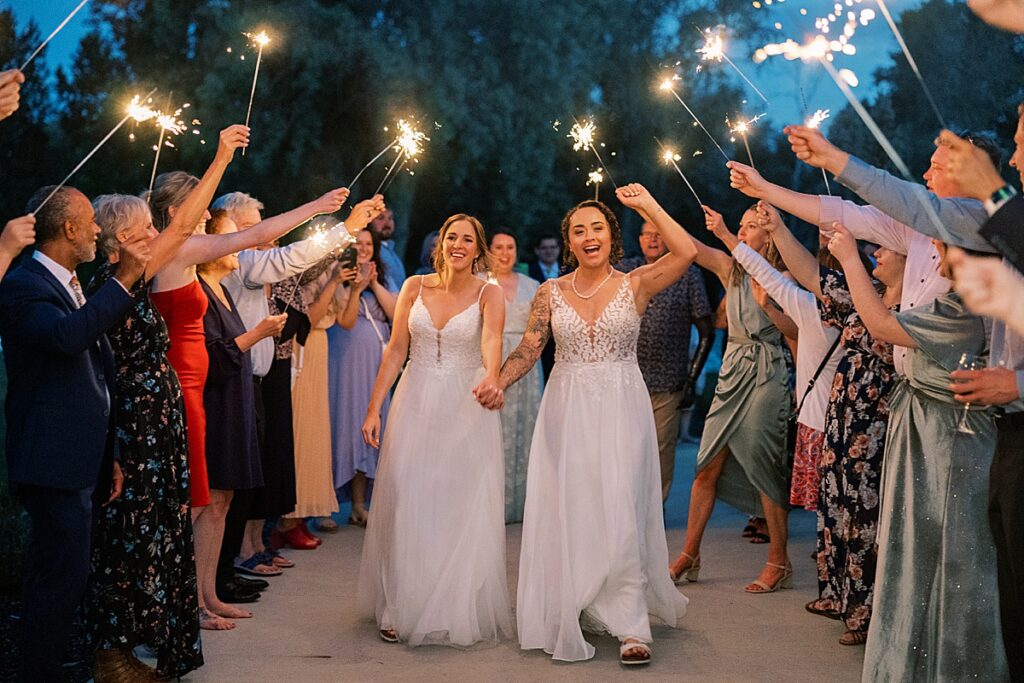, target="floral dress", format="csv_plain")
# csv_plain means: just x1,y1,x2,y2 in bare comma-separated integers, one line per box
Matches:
85,263,203,679
815,267,896,635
